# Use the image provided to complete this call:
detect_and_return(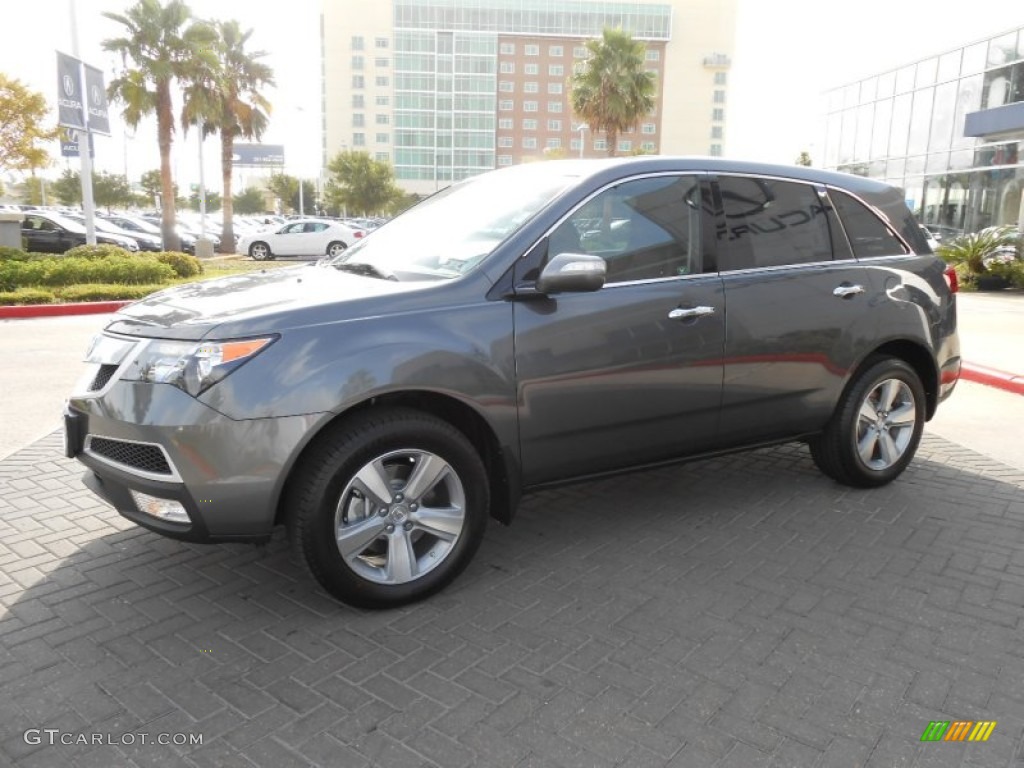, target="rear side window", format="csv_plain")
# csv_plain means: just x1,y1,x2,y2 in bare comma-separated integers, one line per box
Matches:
830,190,910,258
717,177,832,270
